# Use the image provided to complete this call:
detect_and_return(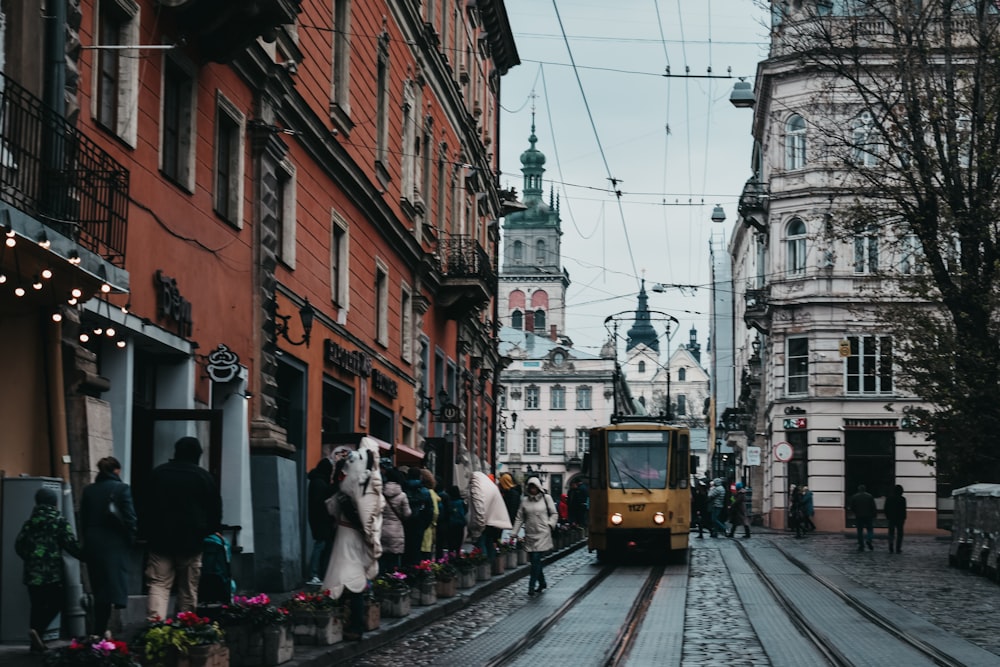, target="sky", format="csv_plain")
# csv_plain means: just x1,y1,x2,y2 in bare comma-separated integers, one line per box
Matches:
498,0,770,363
